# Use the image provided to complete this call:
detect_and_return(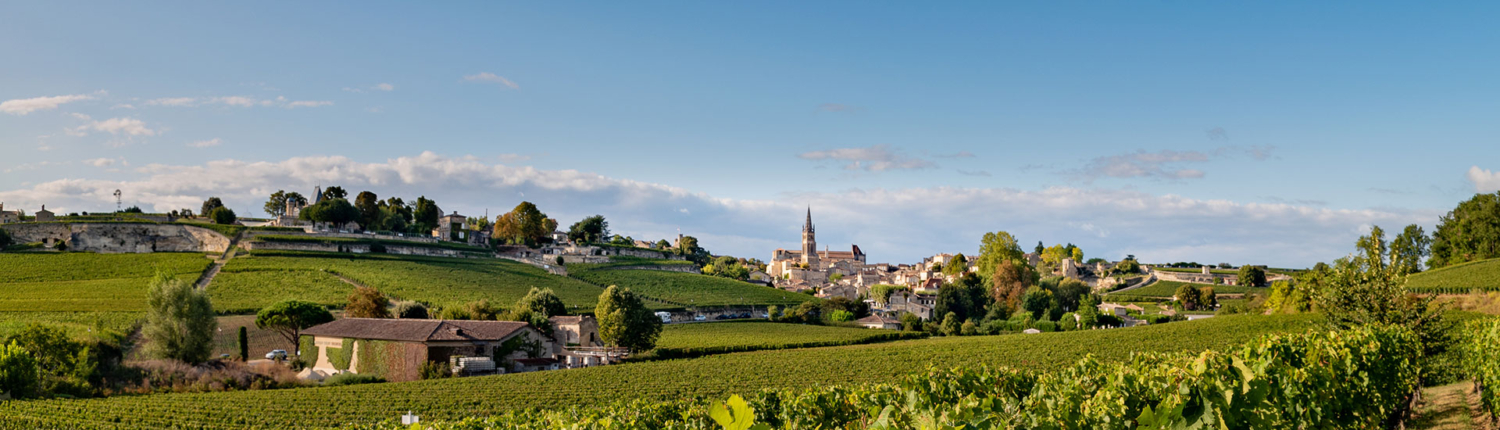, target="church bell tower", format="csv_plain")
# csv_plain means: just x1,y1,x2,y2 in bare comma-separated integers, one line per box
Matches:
801,208,819,267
